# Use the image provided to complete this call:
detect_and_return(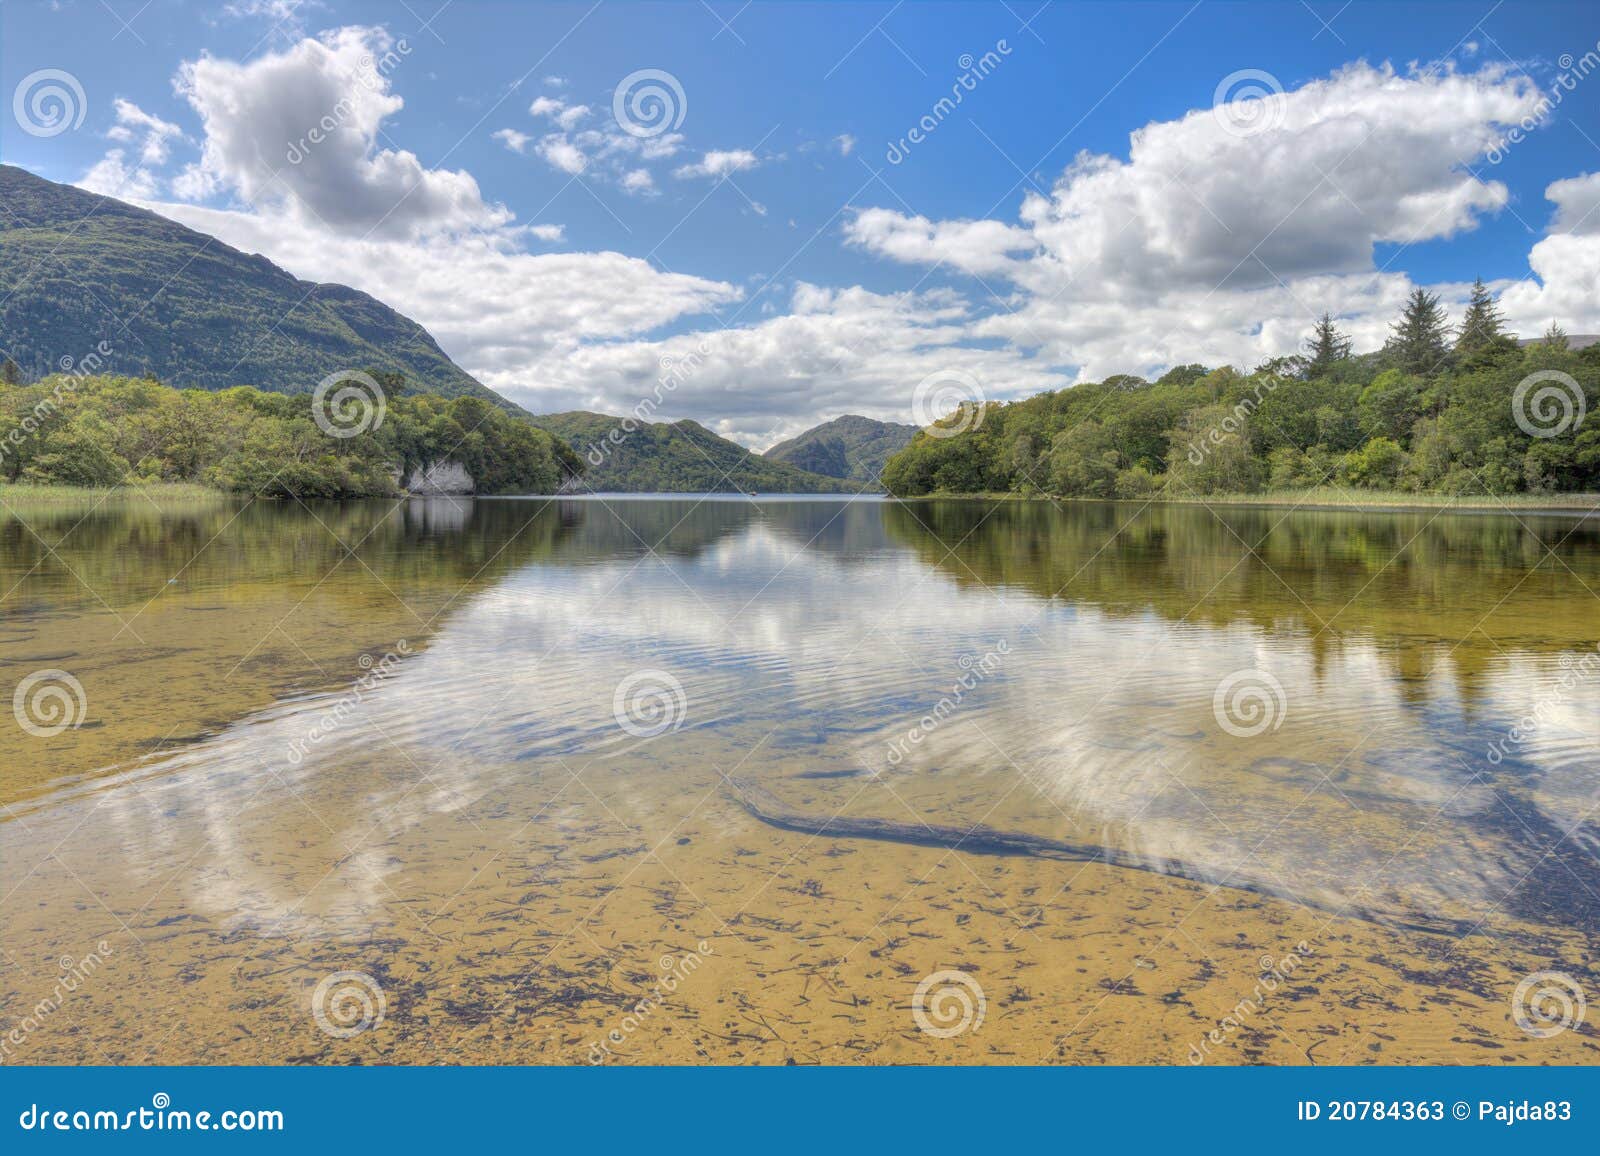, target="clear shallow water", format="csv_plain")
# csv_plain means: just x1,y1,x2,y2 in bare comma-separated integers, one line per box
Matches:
2,495,1597,1064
